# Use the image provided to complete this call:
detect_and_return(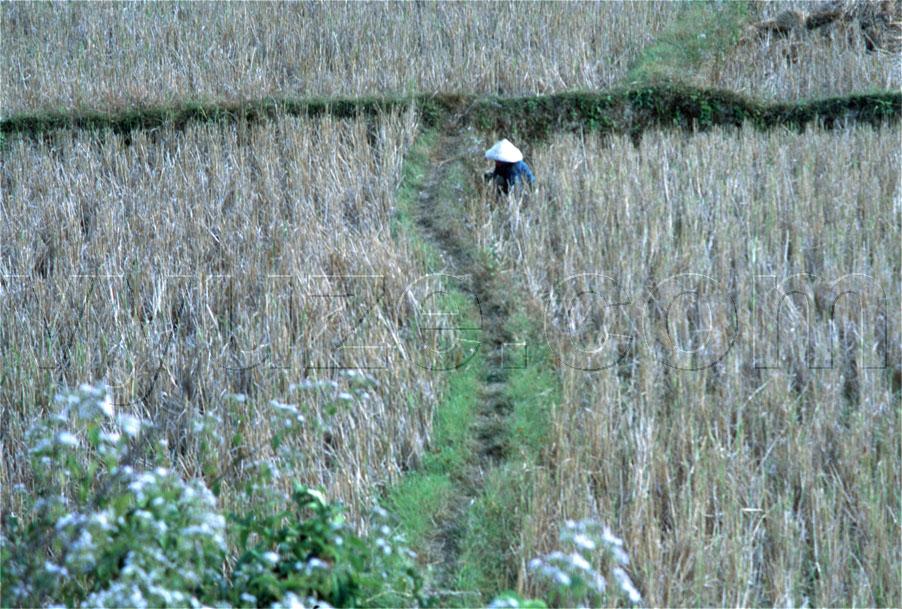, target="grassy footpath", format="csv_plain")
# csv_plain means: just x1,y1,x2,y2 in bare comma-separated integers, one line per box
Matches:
385,122,569,605
383,4,902,598
455,307,559,598
384,127,484,604
386,6,762,593
414,126,572,604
